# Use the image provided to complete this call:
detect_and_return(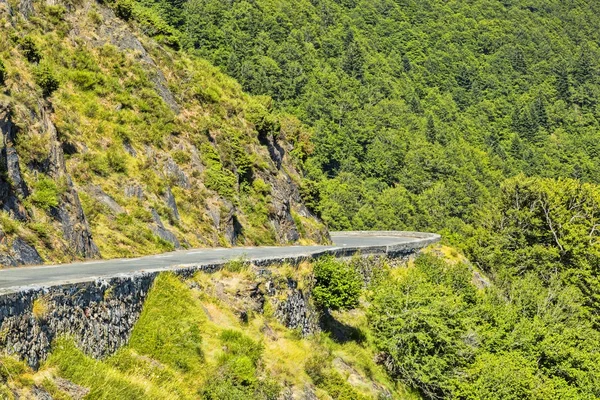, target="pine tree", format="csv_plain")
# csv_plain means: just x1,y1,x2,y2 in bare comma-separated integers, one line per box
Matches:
426,114,437,143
